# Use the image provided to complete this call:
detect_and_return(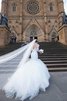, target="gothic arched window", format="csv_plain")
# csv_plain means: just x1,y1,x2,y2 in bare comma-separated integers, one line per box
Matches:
49,3,53,11
12,3,16,12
